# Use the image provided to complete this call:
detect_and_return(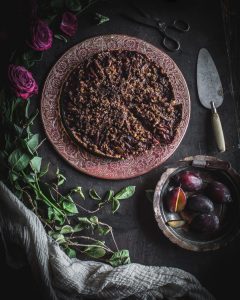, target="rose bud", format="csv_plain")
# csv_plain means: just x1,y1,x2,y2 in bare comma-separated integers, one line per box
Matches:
29,19,53,51
8,64,38,100
60,12,78,37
